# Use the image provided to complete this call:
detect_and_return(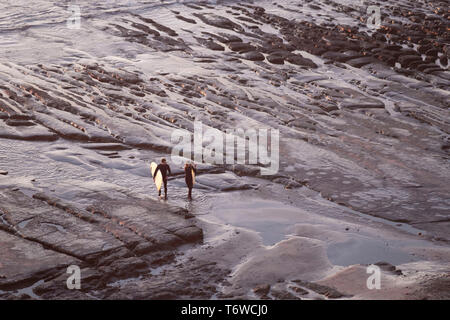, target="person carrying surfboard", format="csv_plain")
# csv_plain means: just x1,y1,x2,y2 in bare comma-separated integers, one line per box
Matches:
184,162,197,200
154,158,171,199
